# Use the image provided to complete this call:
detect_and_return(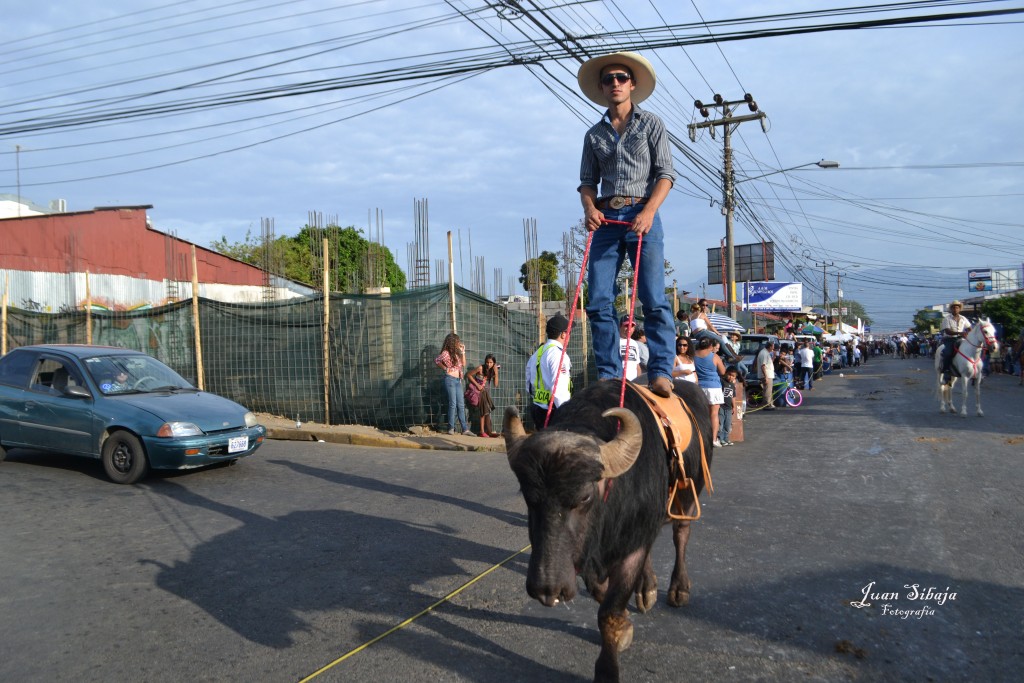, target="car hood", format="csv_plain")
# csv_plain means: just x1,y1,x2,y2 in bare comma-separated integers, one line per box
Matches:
118,391,250,431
